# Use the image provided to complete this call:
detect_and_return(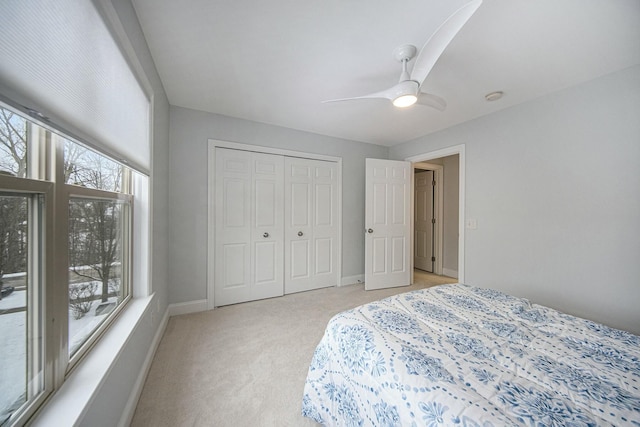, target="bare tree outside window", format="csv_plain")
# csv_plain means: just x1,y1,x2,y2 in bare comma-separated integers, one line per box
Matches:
0,196,26,298
0,108,27,178
0,109,28,299
64,141,129,354
64,141,122,192
68,199,123,306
